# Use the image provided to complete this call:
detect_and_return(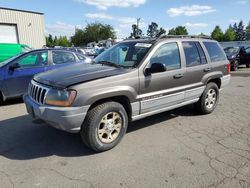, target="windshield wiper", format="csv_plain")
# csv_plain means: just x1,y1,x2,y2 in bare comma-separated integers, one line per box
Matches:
96,61,125,68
